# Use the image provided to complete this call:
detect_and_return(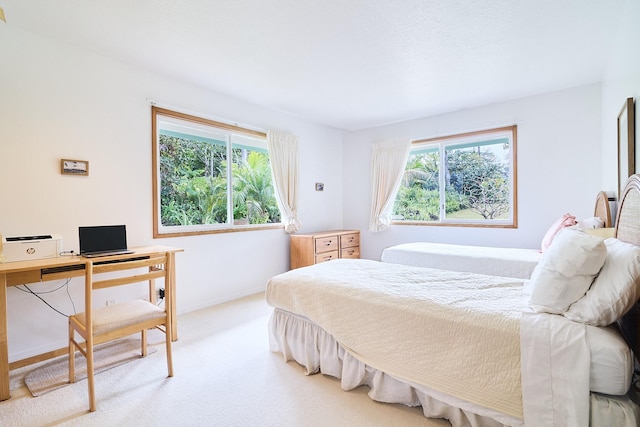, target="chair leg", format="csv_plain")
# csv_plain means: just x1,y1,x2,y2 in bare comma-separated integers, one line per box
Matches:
86,344,96,412
141,329,147,357
165,326,174,377
68,324,75,383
